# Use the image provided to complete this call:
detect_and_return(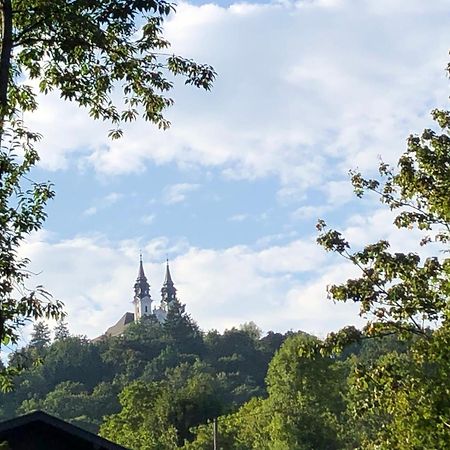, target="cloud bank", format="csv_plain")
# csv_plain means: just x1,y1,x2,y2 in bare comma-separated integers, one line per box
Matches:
20,206,440,341
14,0,449,343
27,0,450,198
